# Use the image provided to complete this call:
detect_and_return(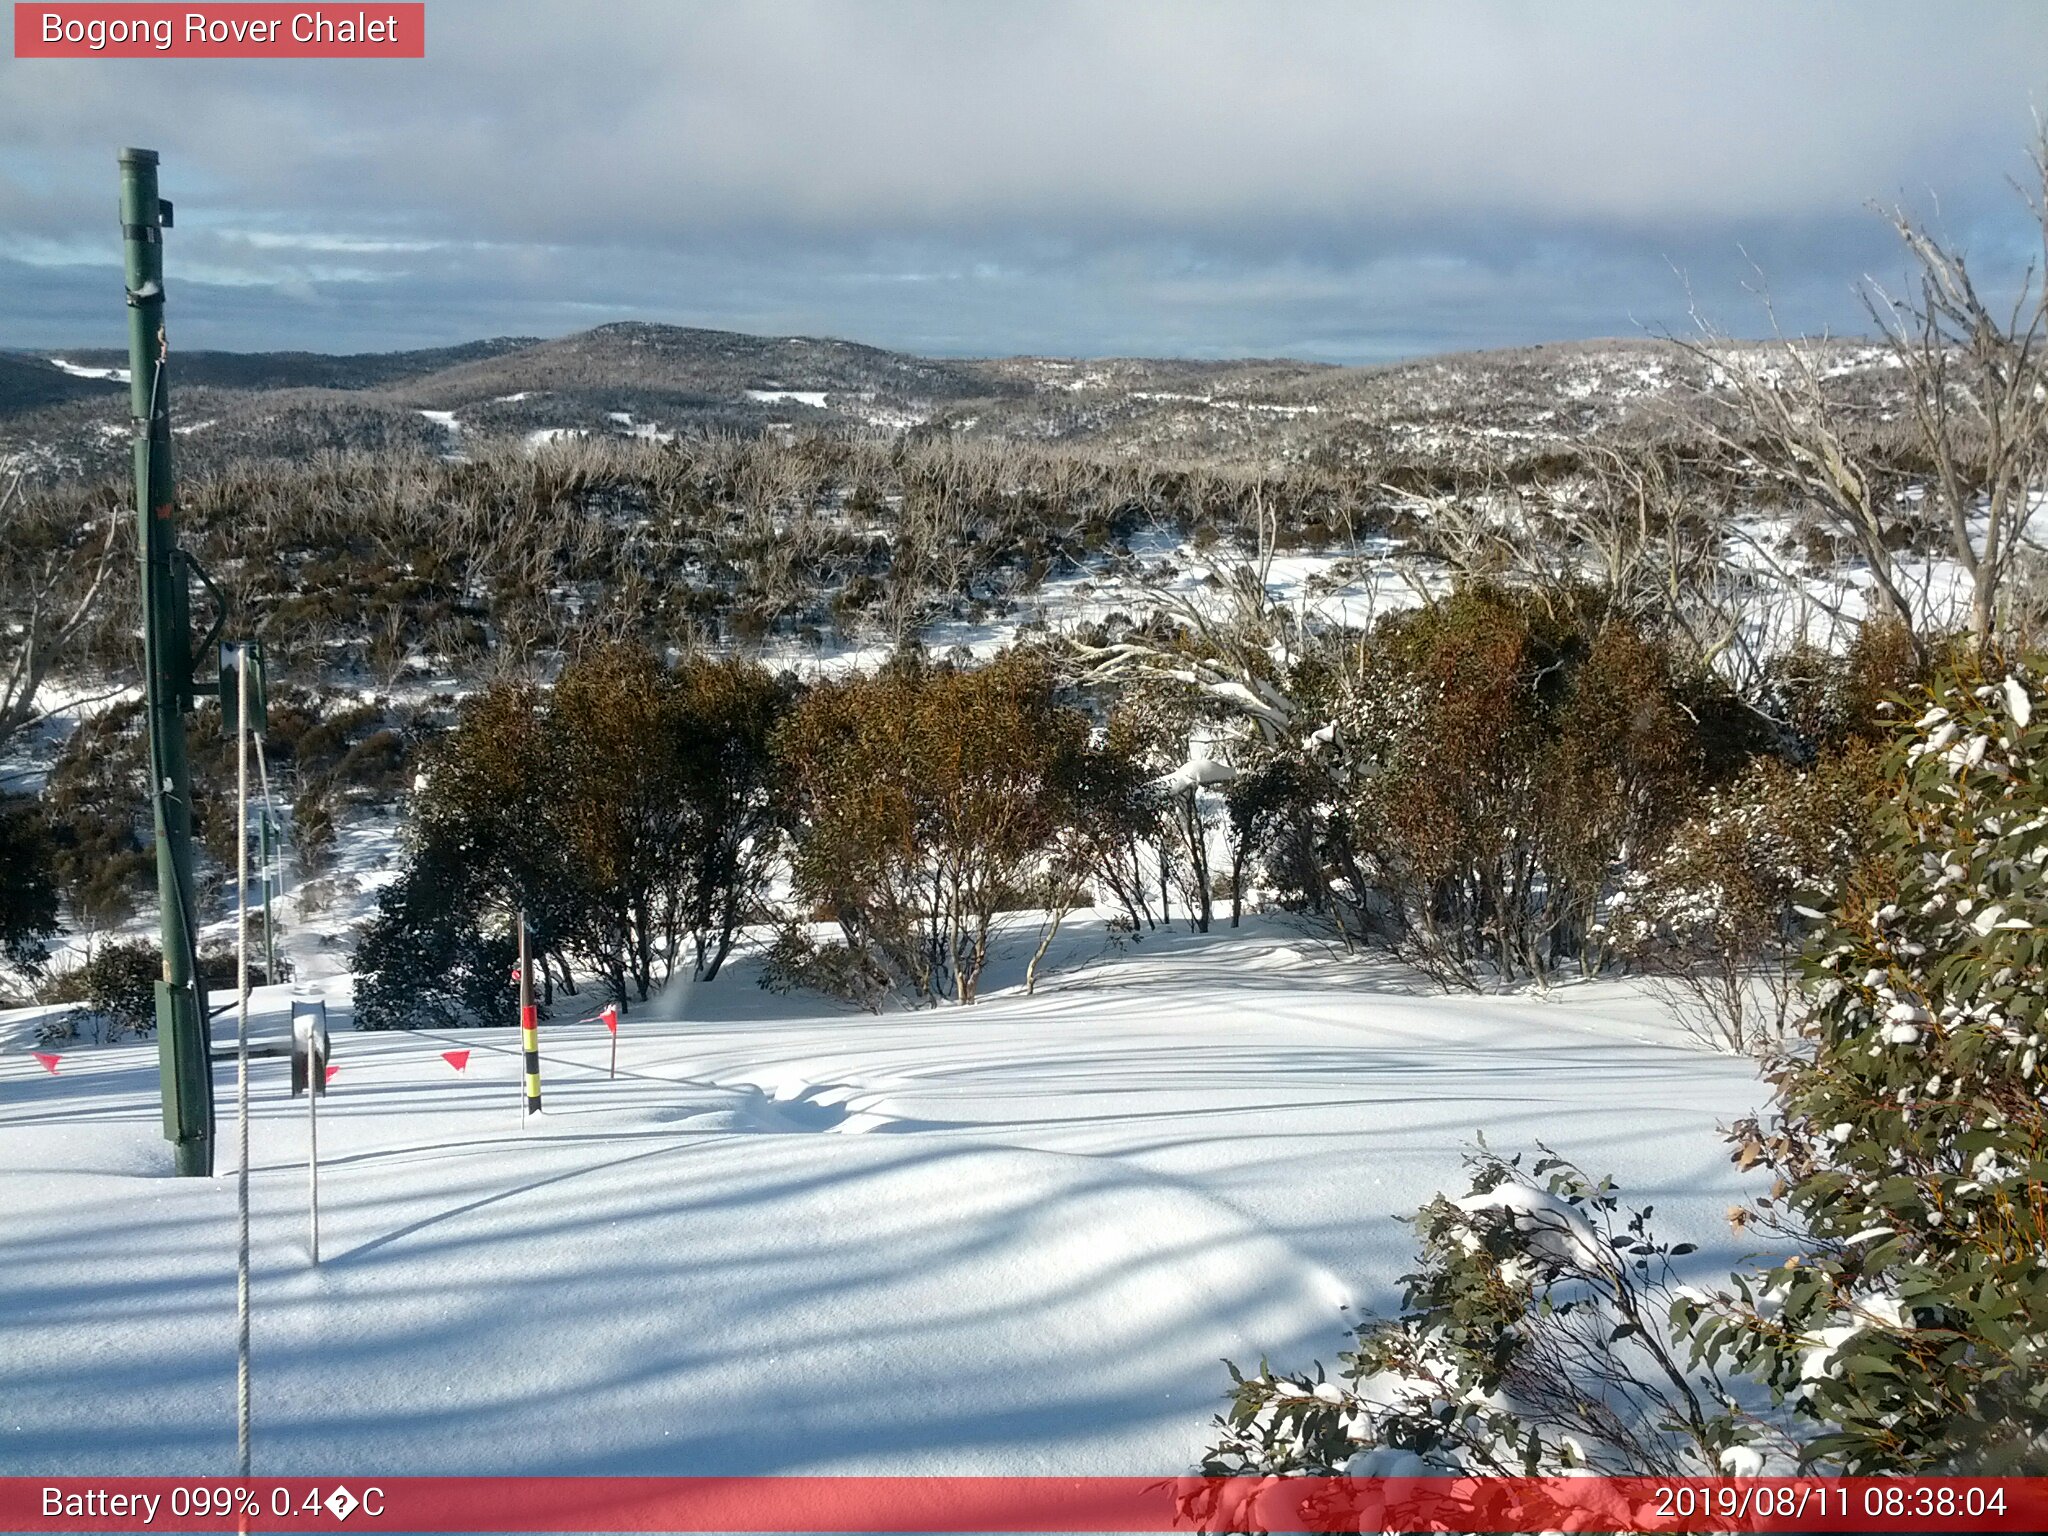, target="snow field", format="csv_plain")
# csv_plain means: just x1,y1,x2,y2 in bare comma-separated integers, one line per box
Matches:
0,921,1769,1477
